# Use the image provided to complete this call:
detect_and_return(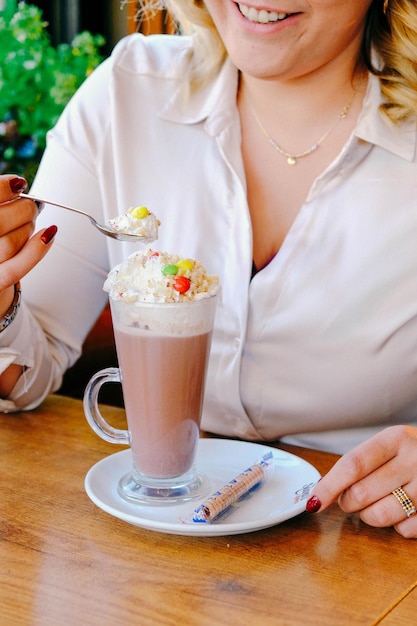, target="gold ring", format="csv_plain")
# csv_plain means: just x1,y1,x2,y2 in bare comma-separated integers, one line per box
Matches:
392,487,417,518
